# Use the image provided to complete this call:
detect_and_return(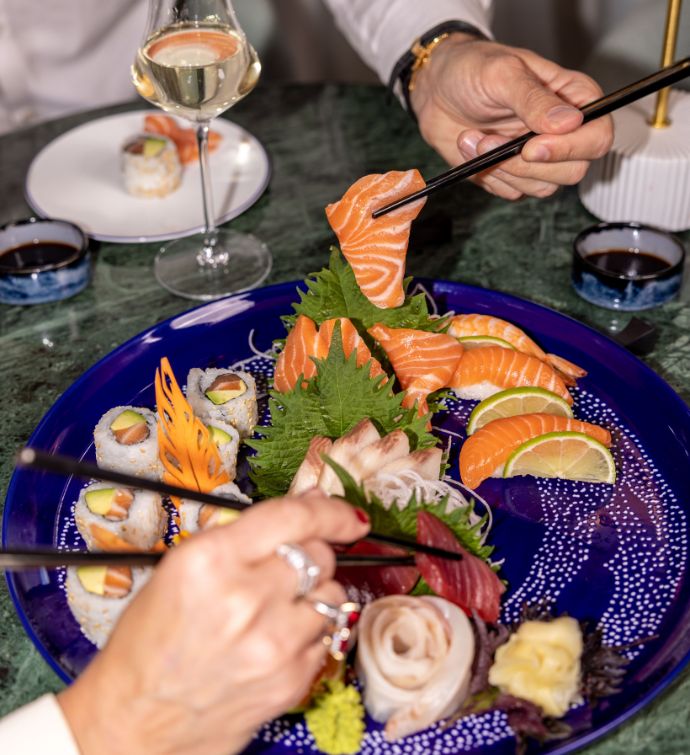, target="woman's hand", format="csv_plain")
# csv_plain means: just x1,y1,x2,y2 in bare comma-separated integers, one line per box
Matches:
410,35,614,200
58,491,370,755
